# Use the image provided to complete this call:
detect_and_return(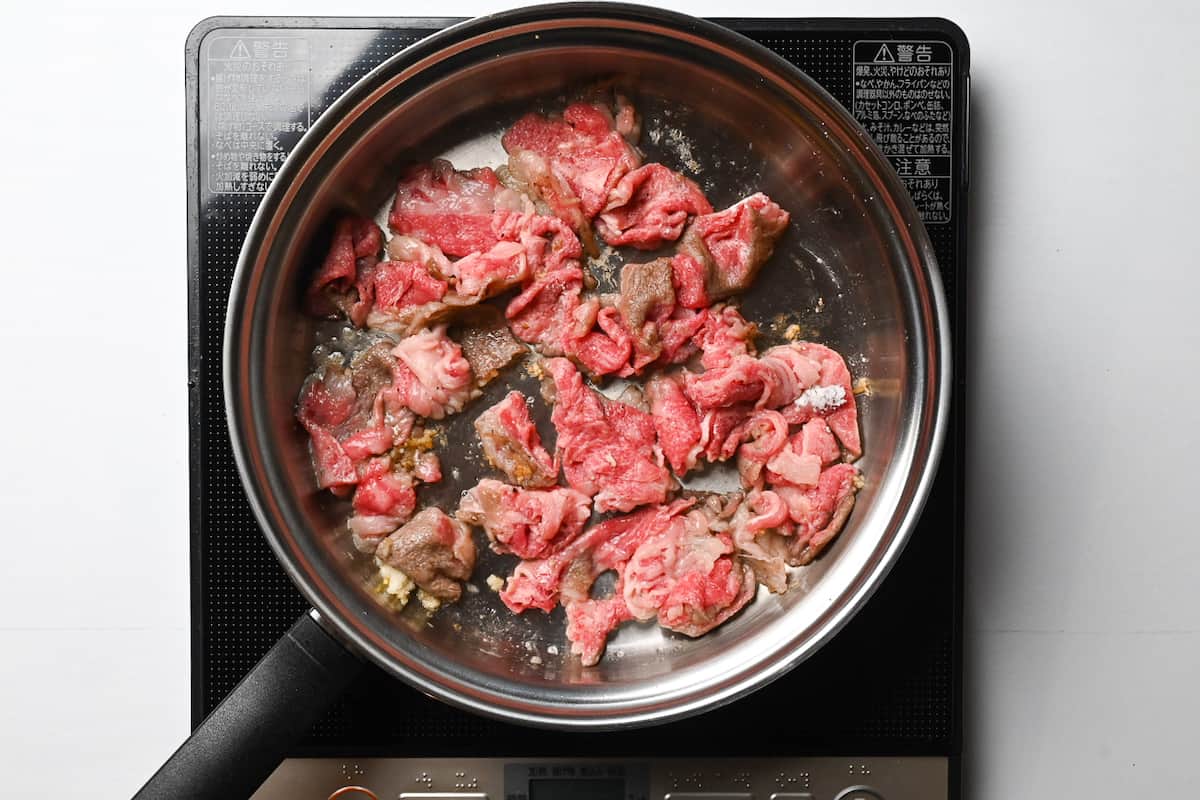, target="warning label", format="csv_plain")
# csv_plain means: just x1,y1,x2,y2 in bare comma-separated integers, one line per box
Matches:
852,40,954,223
203,36,310,195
